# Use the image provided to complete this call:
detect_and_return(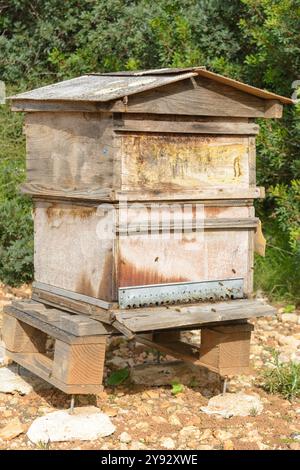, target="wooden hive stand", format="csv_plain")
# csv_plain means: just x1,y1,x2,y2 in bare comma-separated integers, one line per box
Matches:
2,301,112,394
